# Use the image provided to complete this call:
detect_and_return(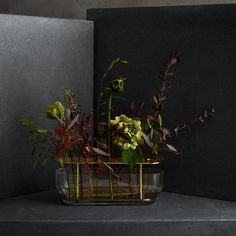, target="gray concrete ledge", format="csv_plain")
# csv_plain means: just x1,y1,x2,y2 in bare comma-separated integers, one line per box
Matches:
1,190,236,235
